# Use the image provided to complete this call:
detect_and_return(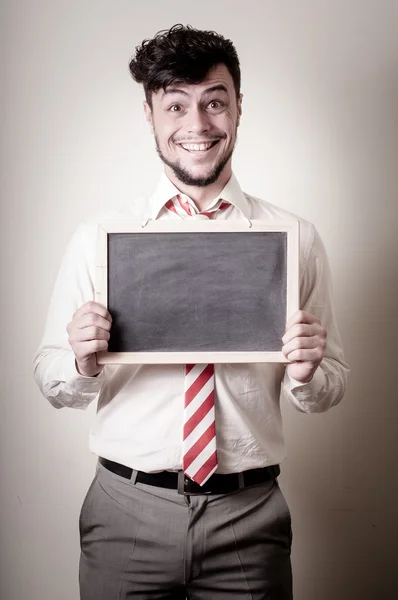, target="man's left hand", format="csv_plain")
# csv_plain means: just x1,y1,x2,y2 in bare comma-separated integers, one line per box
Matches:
282,310,327,383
